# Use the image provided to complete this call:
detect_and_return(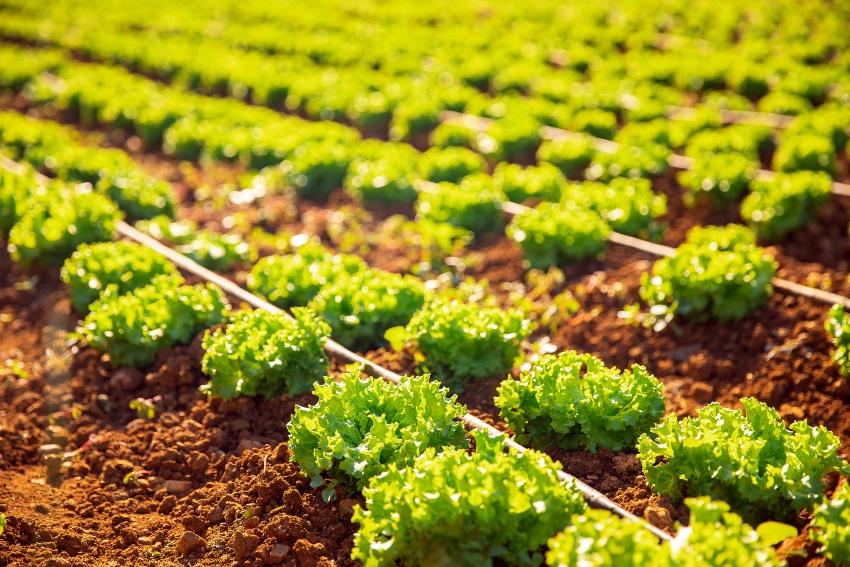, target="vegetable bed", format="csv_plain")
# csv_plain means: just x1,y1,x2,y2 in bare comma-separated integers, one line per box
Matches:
2,0,850,565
